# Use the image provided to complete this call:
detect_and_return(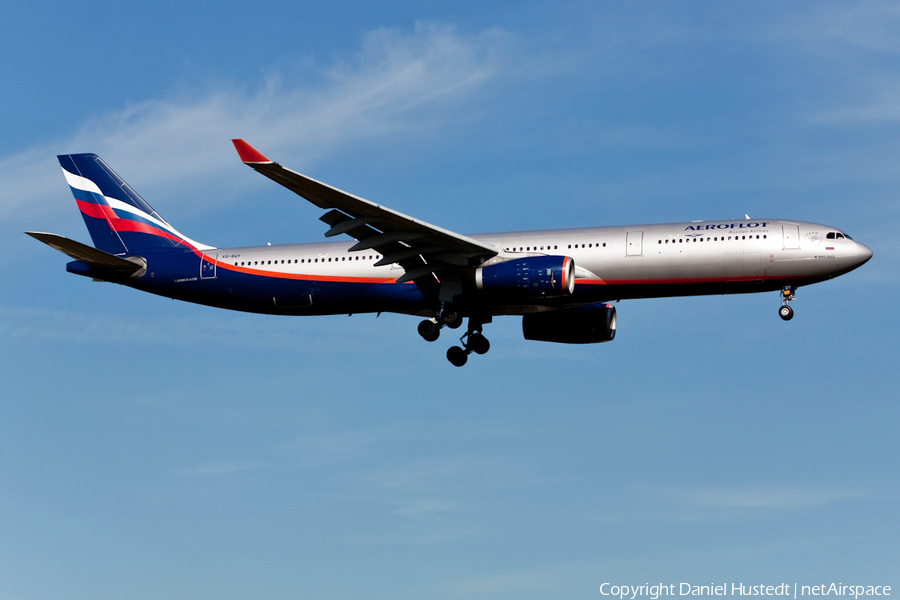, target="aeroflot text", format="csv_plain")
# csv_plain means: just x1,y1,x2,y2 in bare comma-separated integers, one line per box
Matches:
684,222,768,231
599,584,891,600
